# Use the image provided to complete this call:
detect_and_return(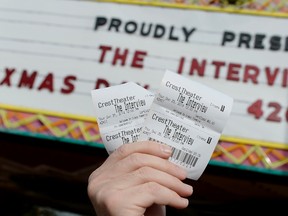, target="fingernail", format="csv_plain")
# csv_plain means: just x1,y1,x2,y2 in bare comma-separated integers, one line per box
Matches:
185,184,193,194
182,198,189,207
160,144,172,155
